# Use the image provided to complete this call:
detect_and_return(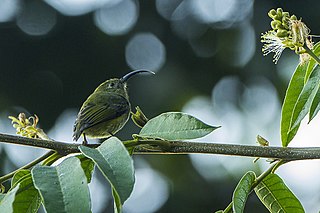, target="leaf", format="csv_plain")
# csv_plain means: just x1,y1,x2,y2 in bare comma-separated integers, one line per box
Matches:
0,183,20,212
0,194,4,202
79,137,135,212
12,174,41,213
289,65,320,131
139,112,220,140
304,41,320,83
11,169,31,188
77,155,95,183
232,171,256,213
0,172,41,213
112,188,122,213
31,156,91,213
281,63,308,147
309,86,320,121
254,174,304,213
